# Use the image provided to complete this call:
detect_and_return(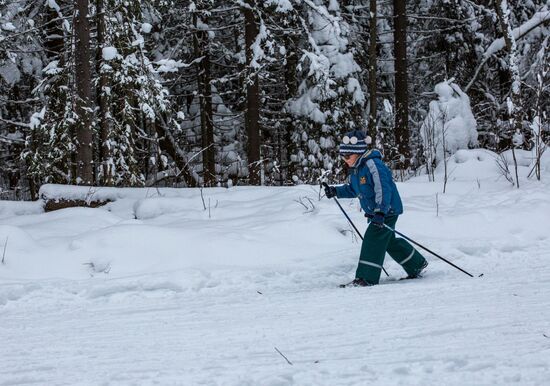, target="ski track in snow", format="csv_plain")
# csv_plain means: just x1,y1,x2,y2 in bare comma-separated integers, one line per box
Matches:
1,267,549,385
1,176,550,385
